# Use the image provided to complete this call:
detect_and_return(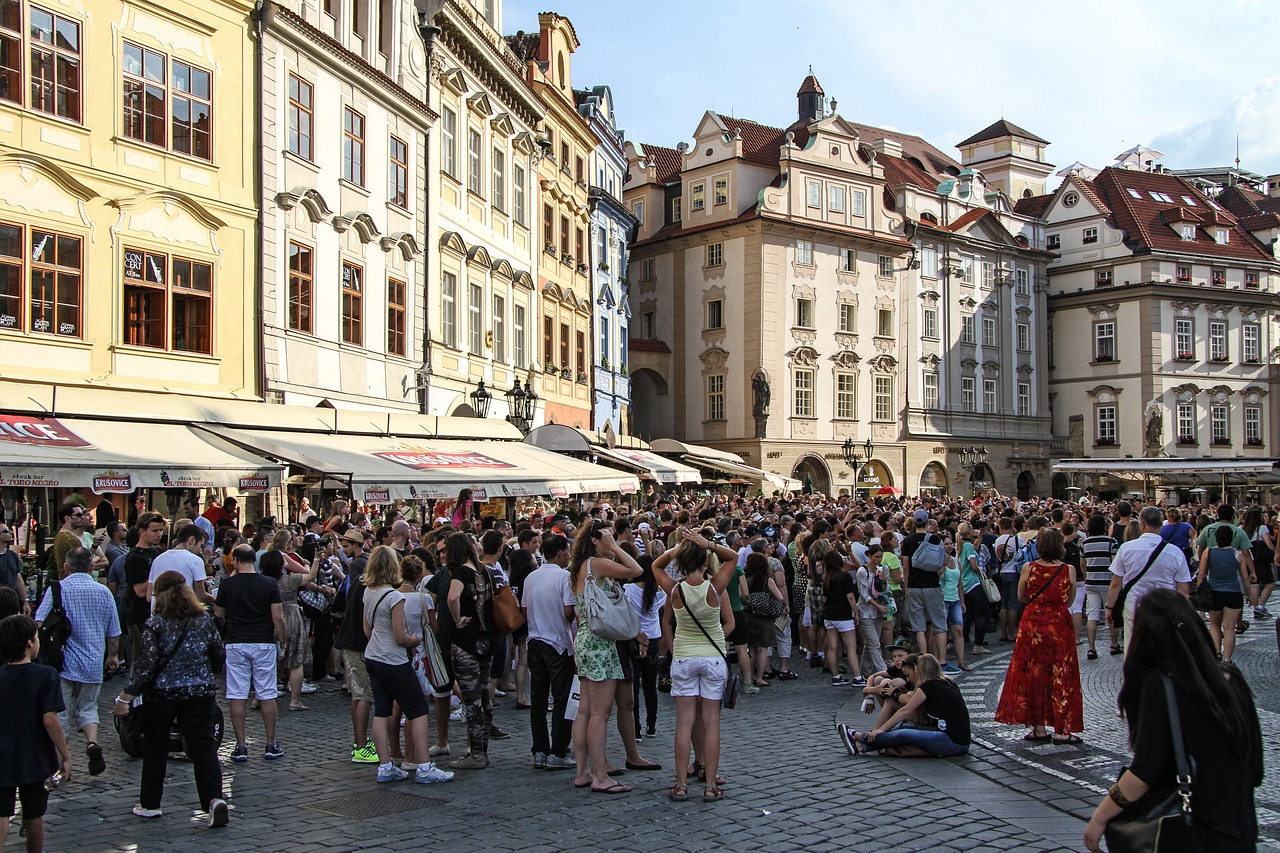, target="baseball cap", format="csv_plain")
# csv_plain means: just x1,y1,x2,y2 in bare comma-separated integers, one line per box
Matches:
913,509,929,524
637,522,651,531
762,524,778,539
